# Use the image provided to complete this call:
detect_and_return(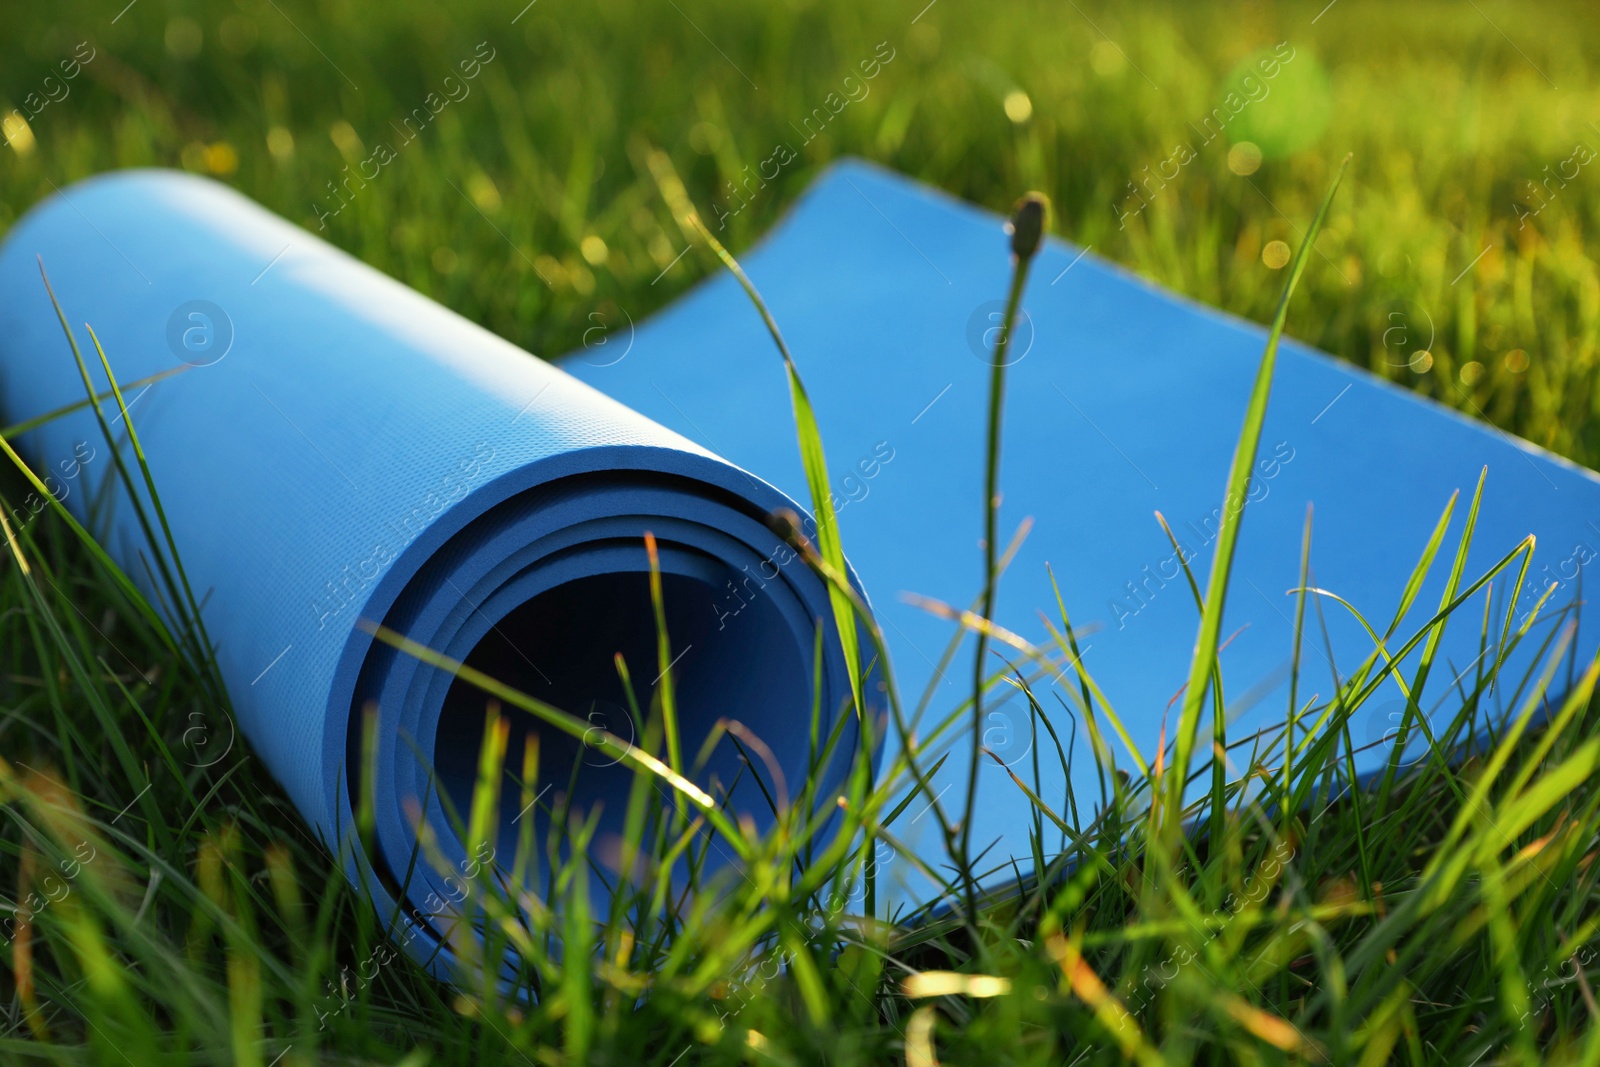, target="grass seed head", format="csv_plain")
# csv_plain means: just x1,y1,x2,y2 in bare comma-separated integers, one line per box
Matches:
1008,192,1050,260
